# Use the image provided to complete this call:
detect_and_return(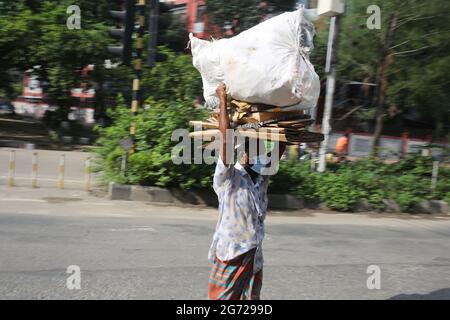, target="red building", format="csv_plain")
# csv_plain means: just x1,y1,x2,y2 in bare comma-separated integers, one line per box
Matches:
168,0,208,38
12,66,96,124
167,1,313,39
12,69,53,119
